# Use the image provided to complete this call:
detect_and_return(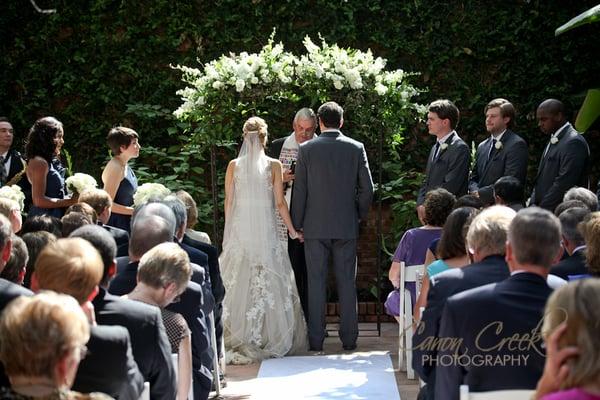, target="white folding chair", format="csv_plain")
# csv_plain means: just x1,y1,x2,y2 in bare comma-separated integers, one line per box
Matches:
208,310,222,395
398,262,424,380
460,385,535,400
